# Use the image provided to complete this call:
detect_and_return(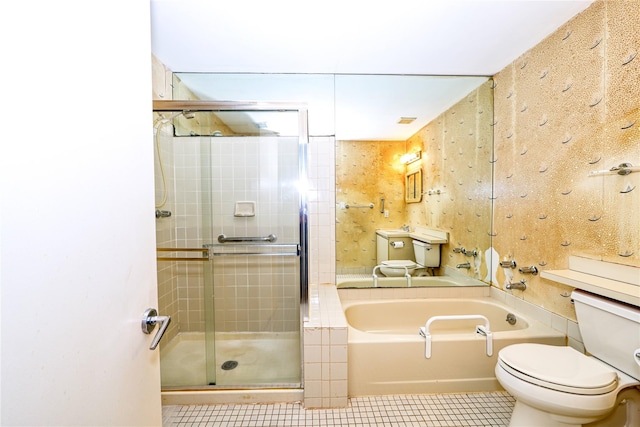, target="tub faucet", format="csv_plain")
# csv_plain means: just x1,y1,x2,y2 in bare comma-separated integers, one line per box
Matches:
506,280,527,291
456,262,471,269
518,265,538,275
